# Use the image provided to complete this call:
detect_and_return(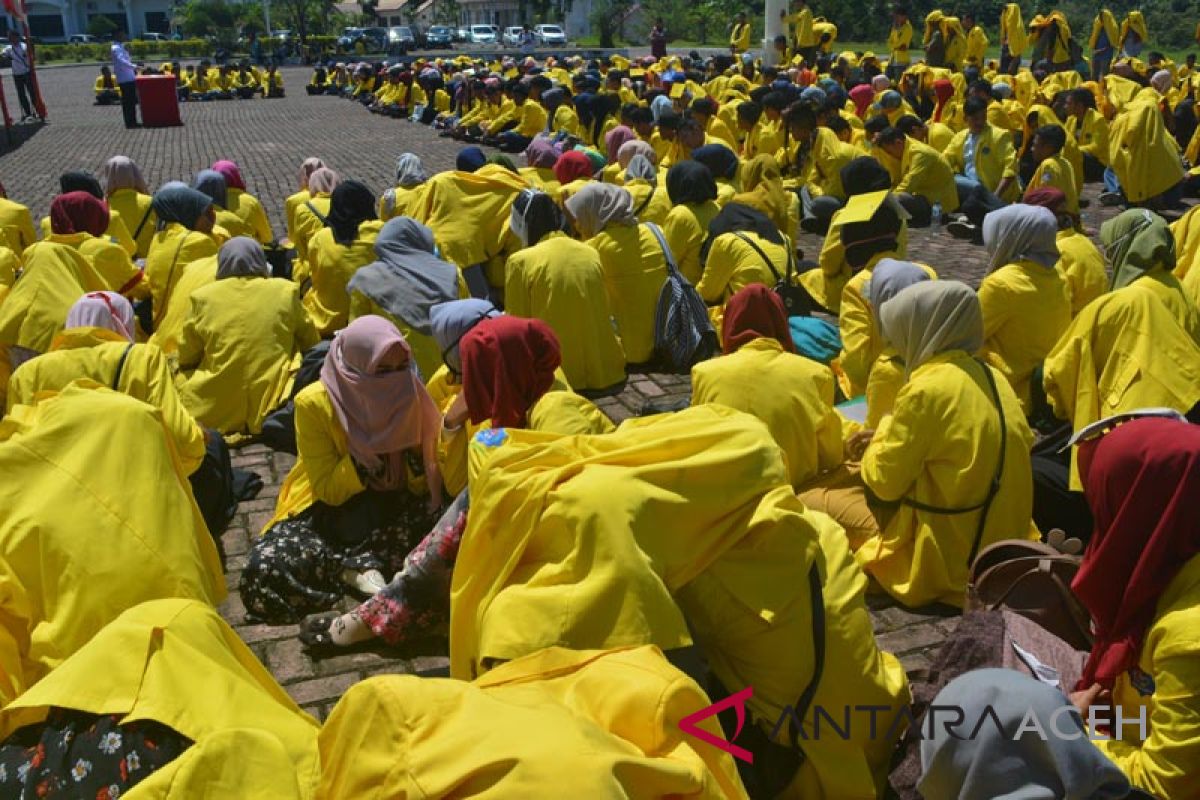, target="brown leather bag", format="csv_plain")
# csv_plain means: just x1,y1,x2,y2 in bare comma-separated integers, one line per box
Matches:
966,539,1095,652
